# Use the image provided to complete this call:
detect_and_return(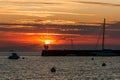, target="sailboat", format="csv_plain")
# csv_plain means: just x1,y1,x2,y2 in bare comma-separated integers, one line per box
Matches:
97,18,117,56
